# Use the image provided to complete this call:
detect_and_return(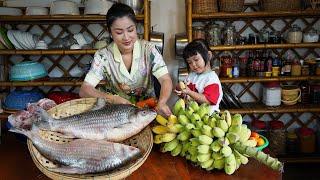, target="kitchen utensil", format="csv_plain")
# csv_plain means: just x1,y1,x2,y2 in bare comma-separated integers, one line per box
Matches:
119,0,144,14
3,90,44,110
150,31,164,55
175,33,188,57
84,0,114,15
0,7,23,15
50,0,80,15
10,61,48,81
26,6,49,15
